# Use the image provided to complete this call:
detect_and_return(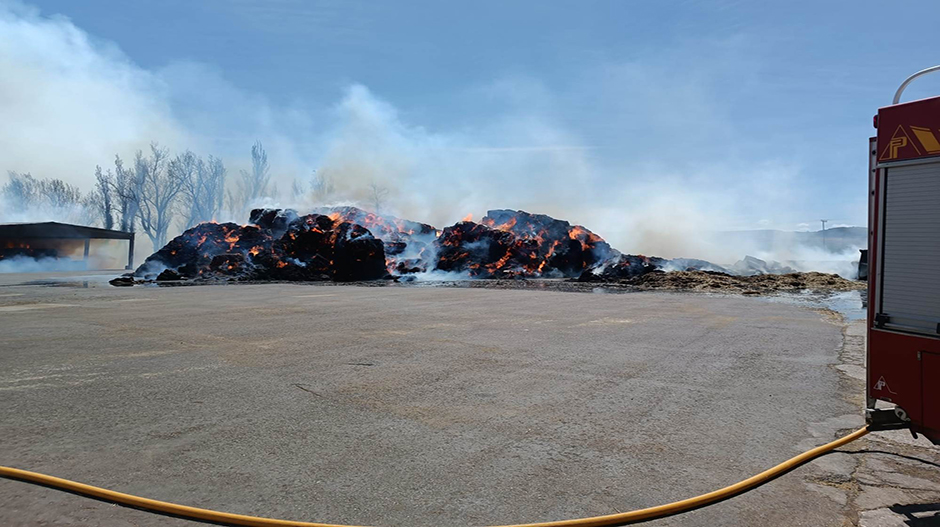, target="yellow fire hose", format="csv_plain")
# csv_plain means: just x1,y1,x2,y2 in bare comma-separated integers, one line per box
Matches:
0,426,869,527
